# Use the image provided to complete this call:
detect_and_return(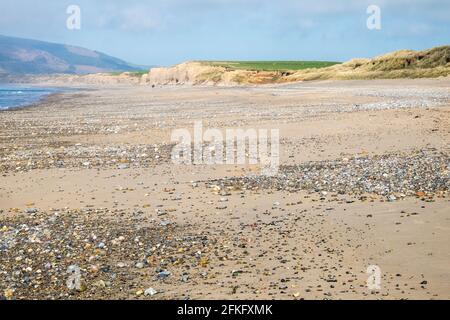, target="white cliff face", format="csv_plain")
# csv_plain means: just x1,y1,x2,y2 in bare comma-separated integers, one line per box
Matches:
145,62,226,85
144,62,274,86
